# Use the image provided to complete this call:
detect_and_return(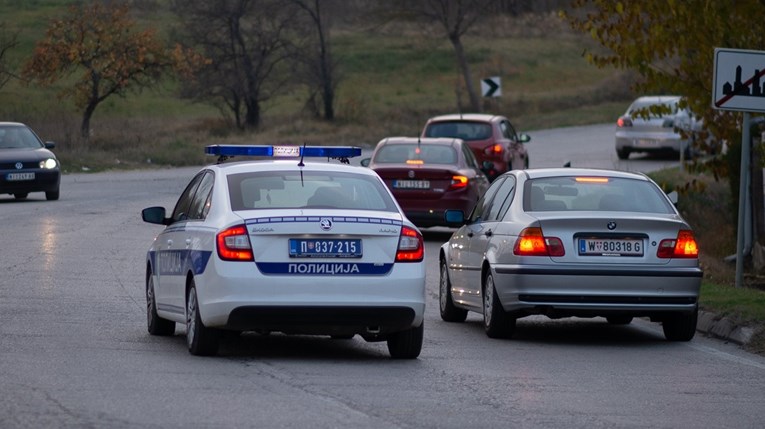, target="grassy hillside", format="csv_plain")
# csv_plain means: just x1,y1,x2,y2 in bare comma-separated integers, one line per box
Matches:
0,1,634,172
